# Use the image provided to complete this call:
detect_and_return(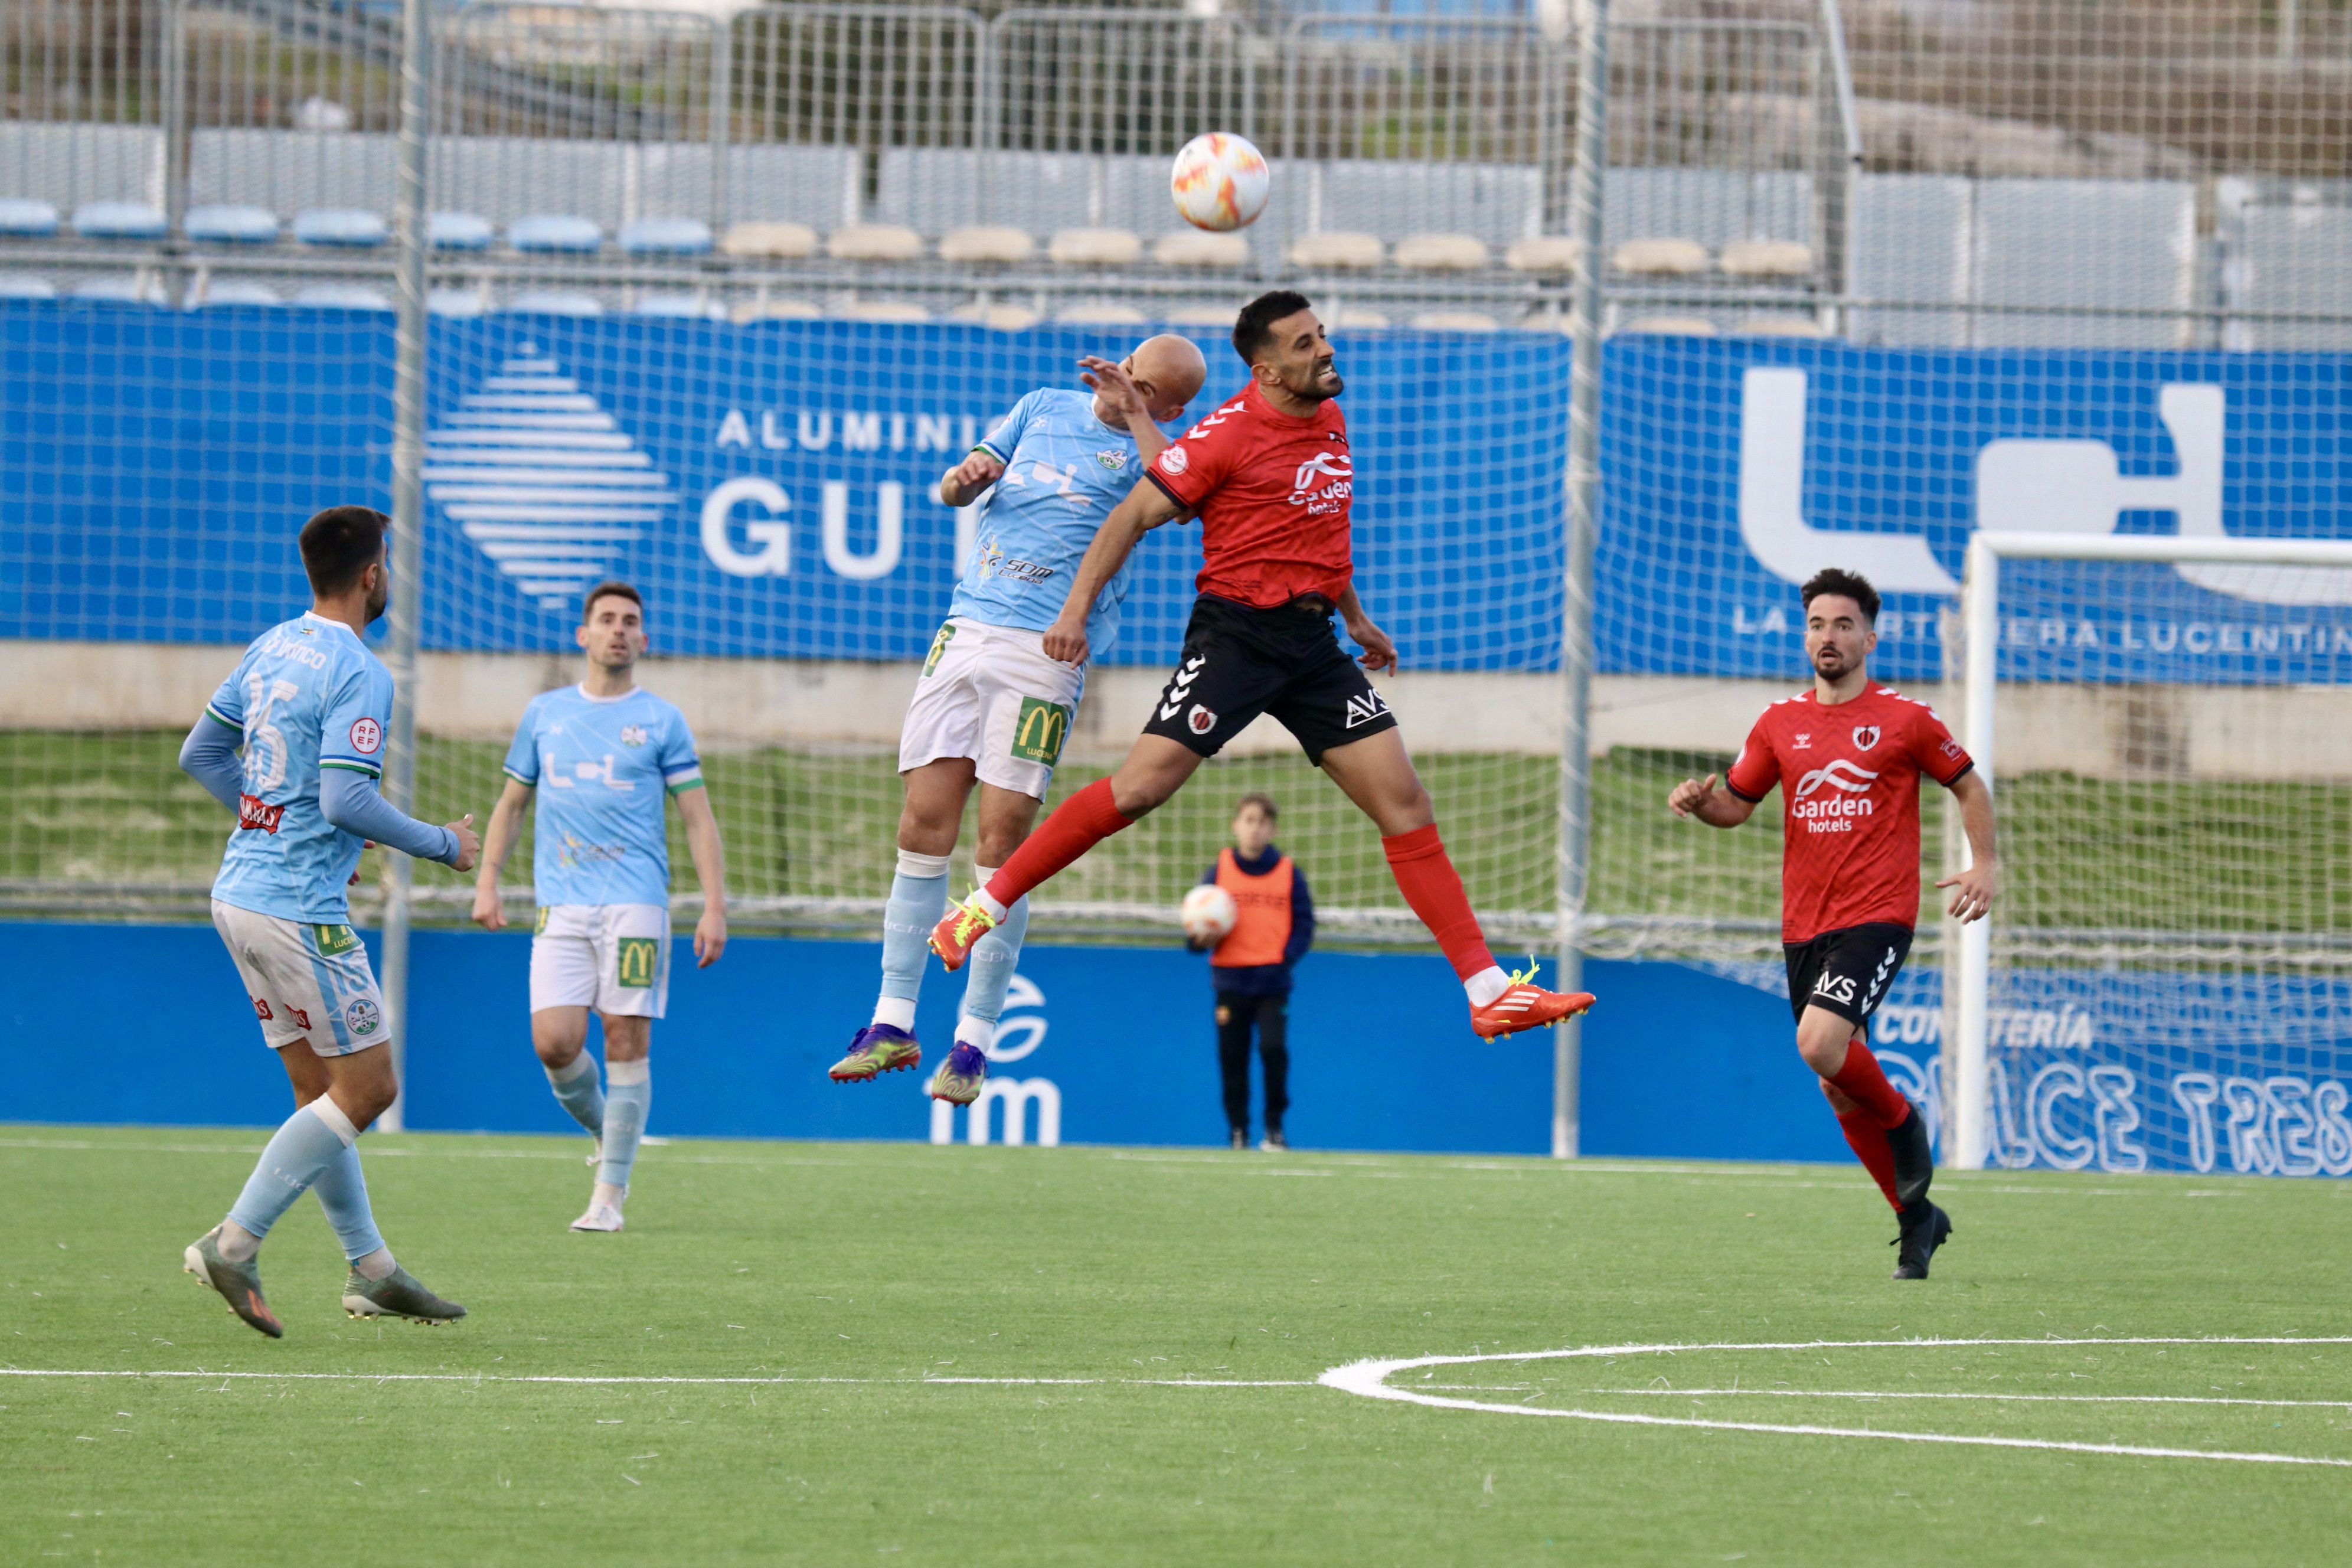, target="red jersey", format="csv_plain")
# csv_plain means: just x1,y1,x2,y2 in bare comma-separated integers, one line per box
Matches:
1145,381,1354,607
1724,685,1974,943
